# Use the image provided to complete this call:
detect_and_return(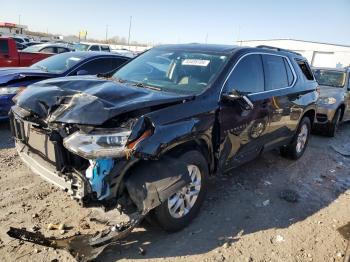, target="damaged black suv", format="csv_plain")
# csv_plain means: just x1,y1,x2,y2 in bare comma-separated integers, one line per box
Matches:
10,44,318,232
